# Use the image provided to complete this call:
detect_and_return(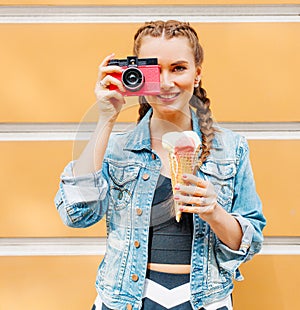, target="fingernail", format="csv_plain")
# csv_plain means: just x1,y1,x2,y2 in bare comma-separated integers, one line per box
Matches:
174,184,180,190
174,195,180,200
182,174,188,179
179,207,184,211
